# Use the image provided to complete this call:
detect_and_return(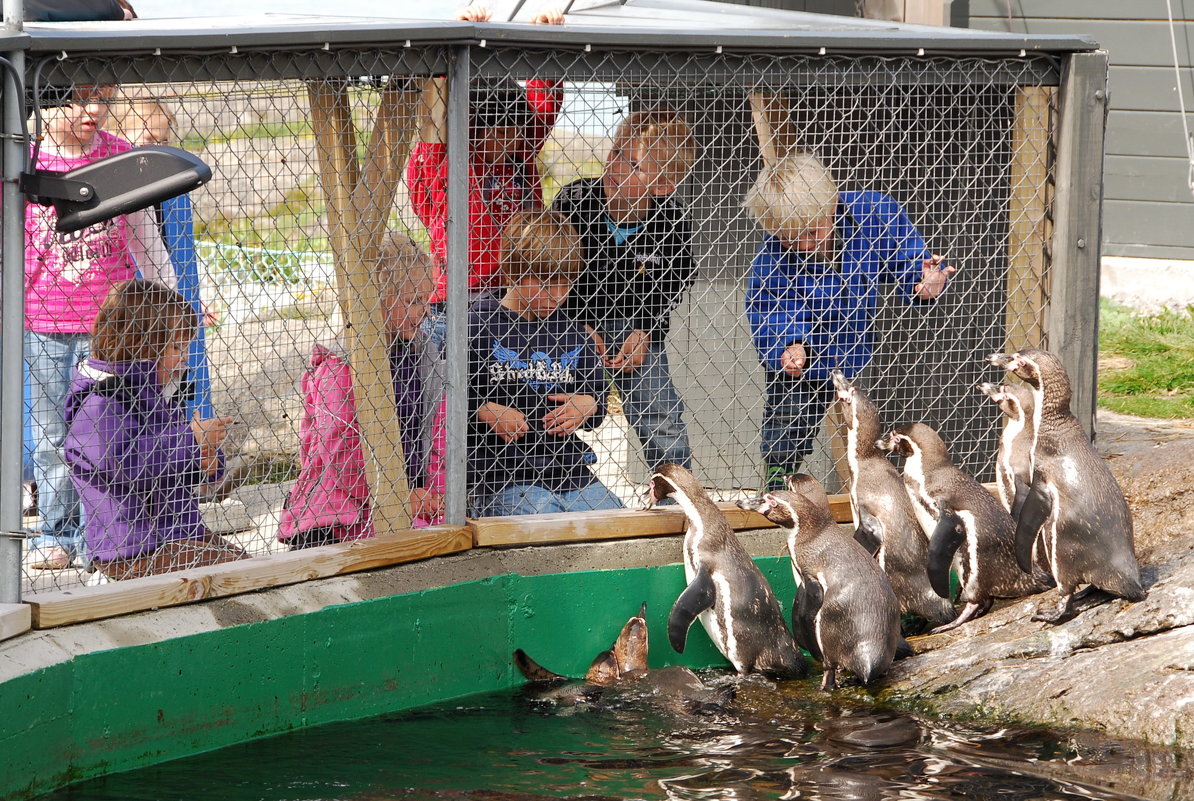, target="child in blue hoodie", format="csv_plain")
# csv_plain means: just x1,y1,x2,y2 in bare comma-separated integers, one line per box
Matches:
63,279,246,581
742,151,955,488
